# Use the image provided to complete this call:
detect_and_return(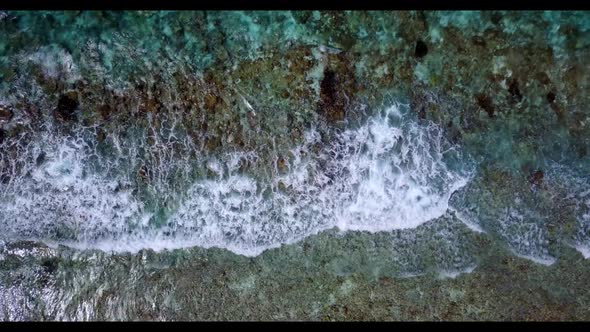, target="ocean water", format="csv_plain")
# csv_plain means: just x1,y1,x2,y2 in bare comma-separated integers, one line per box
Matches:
0,11,589,320
0,101,472,255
